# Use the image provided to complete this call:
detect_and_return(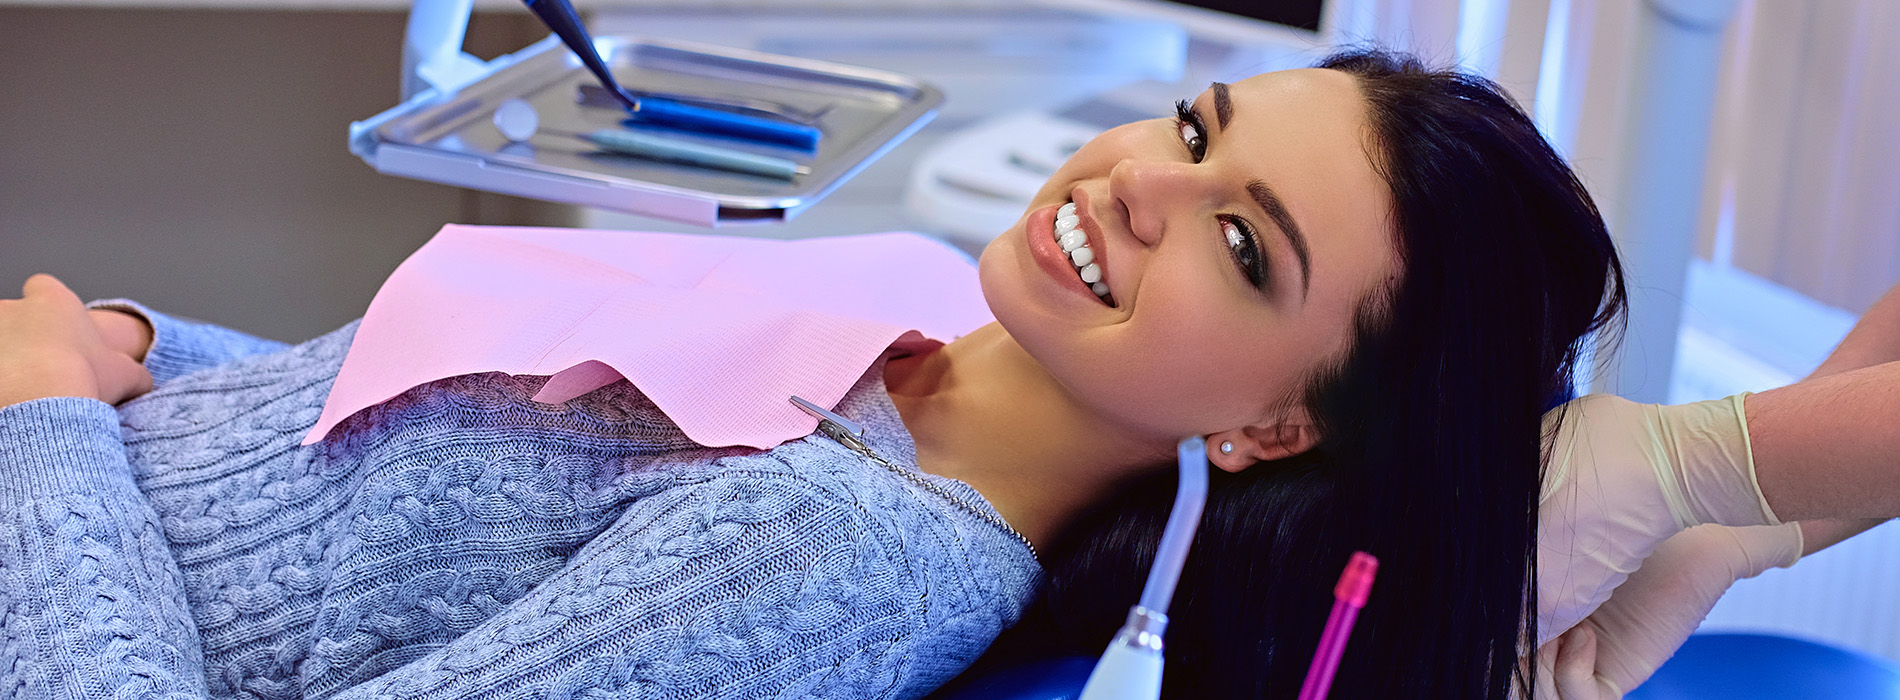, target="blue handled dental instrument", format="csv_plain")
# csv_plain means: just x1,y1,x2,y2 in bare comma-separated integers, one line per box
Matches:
576,84,827,127
518,0,822,151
